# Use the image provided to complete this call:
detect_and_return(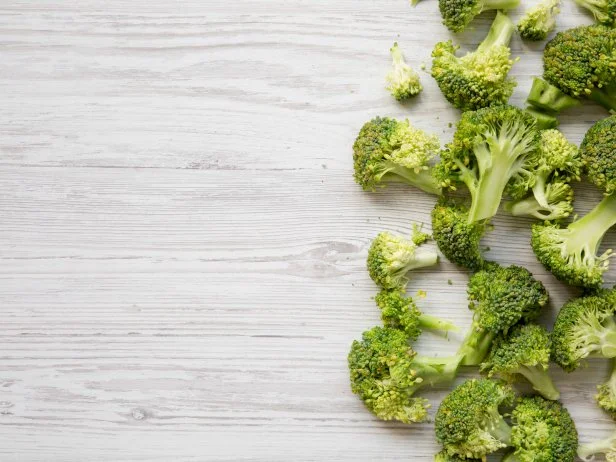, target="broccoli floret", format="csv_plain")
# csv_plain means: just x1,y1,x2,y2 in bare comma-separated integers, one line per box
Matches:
435,378,515,459
348,326,461,423
434,451,480,461
578,434,616,462
431,12,517,111
439,0,520,32
458,264,548,365
504,396,578,462
525,78,581,121
353,117,442,194
505,129,581,221
437,105,539,223
581,115,616,197
518,0,560,41
574,0,616,26
375,289,459,340
596,359,616,418
386,43,422,101
543,25,616,113
367,231,439,289
481,324,560,400
551,291,616,372
431,198,488,271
